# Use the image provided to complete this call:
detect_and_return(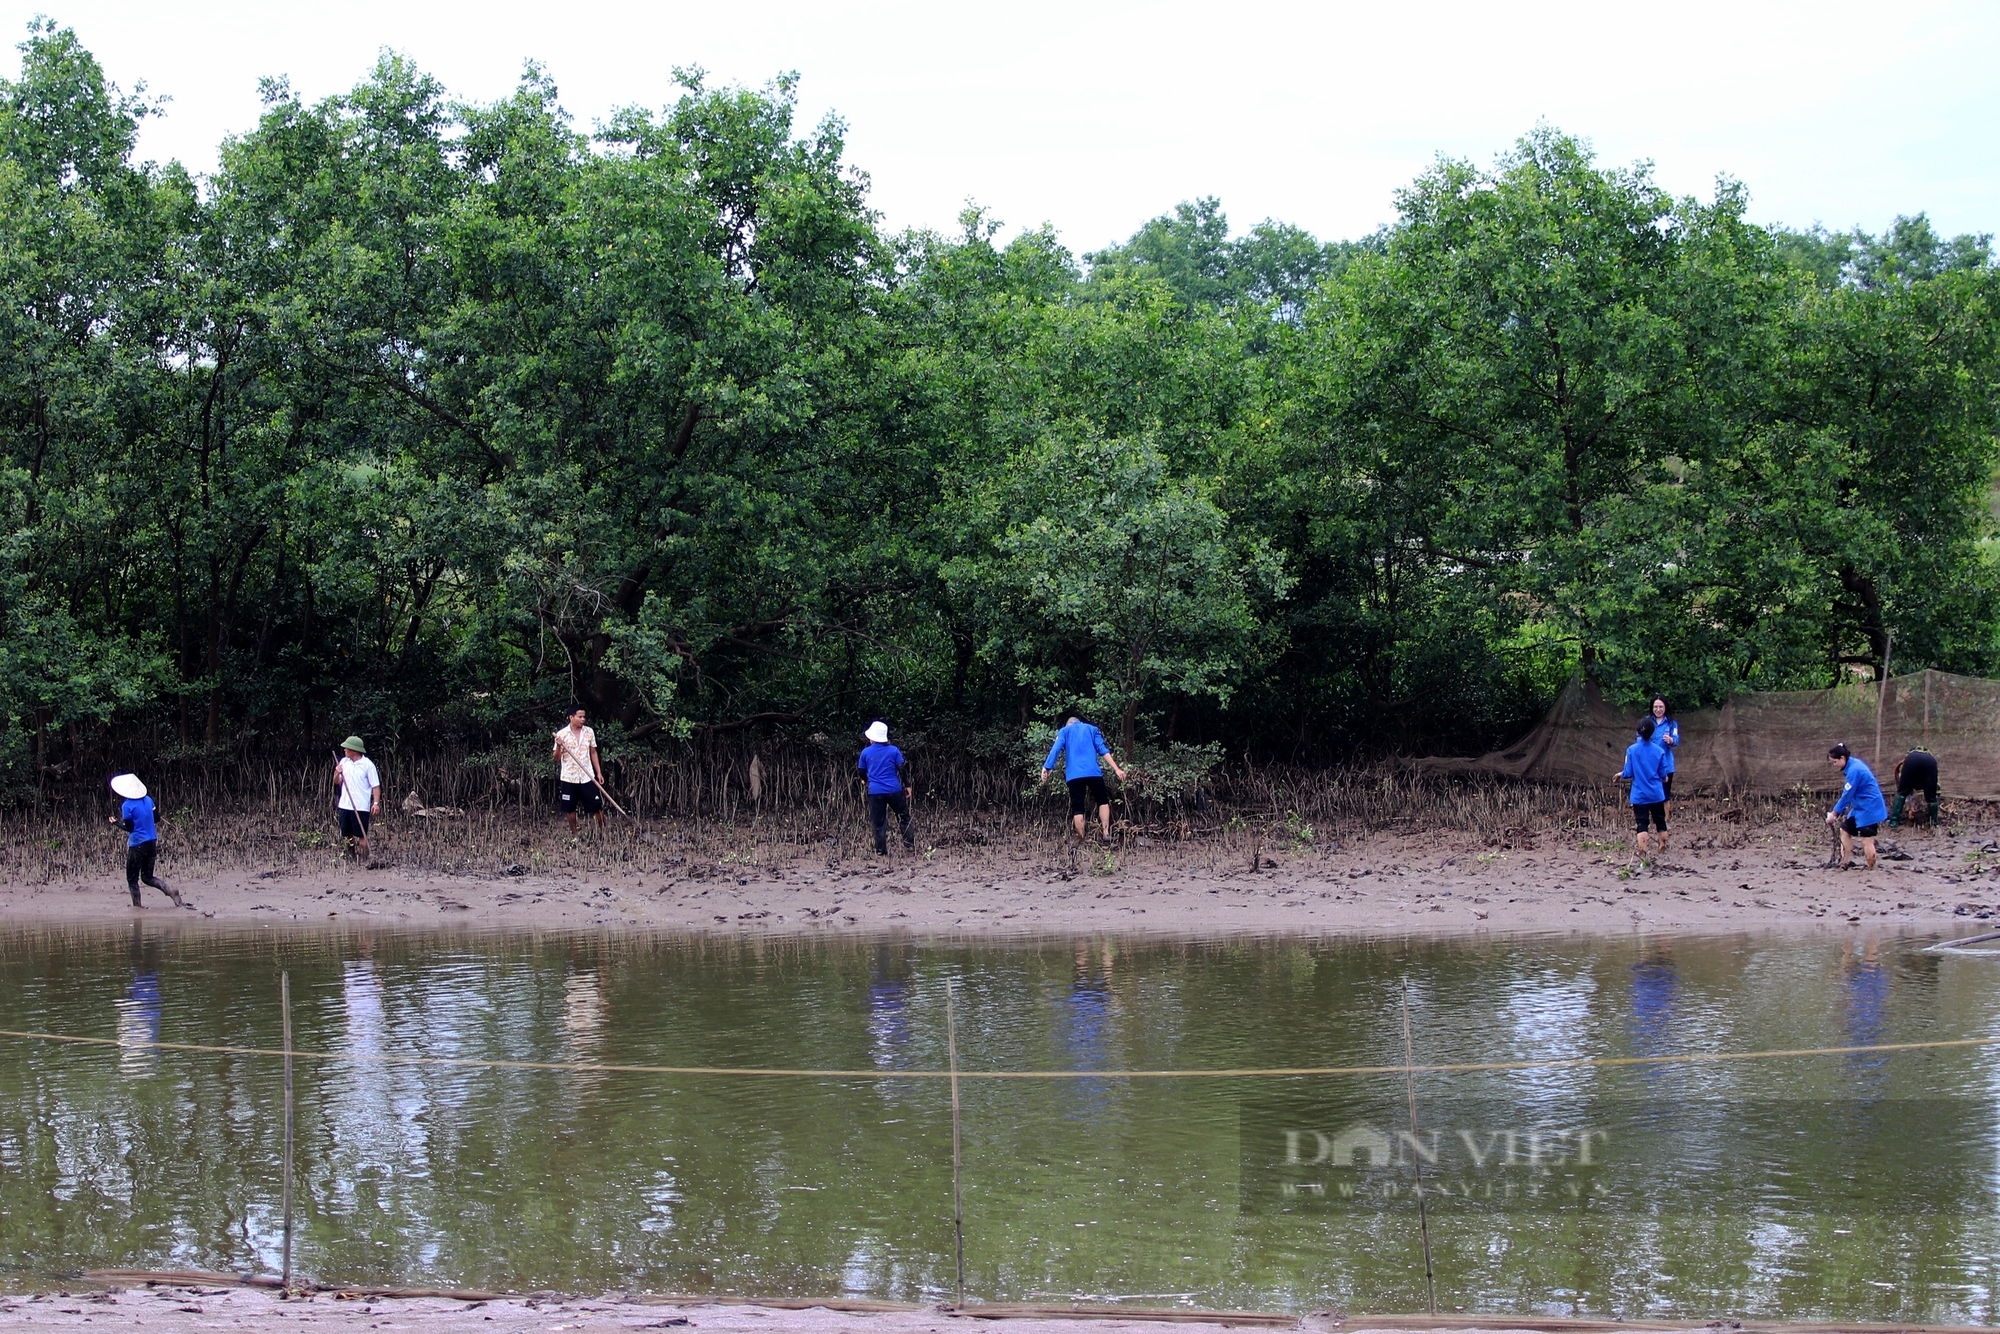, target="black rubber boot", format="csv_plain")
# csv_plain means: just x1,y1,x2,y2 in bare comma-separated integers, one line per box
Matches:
1929,800,1942,828
129,887,142,907
1890,794,1906,828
